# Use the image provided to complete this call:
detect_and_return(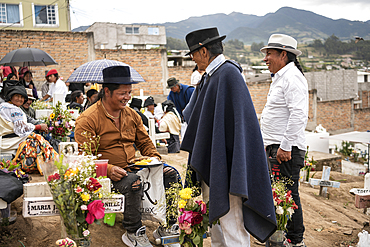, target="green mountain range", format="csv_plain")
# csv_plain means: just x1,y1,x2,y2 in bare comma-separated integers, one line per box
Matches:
162,7,370,45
